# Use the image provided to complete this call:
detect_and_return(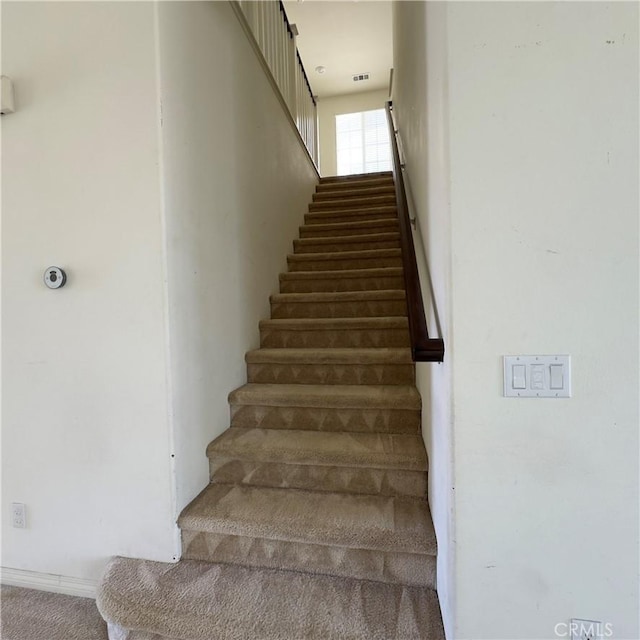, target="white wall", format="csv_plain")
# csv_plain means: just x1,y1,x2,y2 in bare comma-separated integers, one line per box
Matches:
1,2,177,583
156,1,318,512
1,0,318,589
394,2,639,638
392,2,455,636
317,89,389,176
